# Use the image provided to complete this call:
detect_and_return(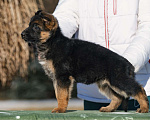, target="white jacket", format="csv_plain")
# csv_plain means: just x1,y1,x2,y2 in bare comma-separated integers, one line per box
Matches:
53,0,150,103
